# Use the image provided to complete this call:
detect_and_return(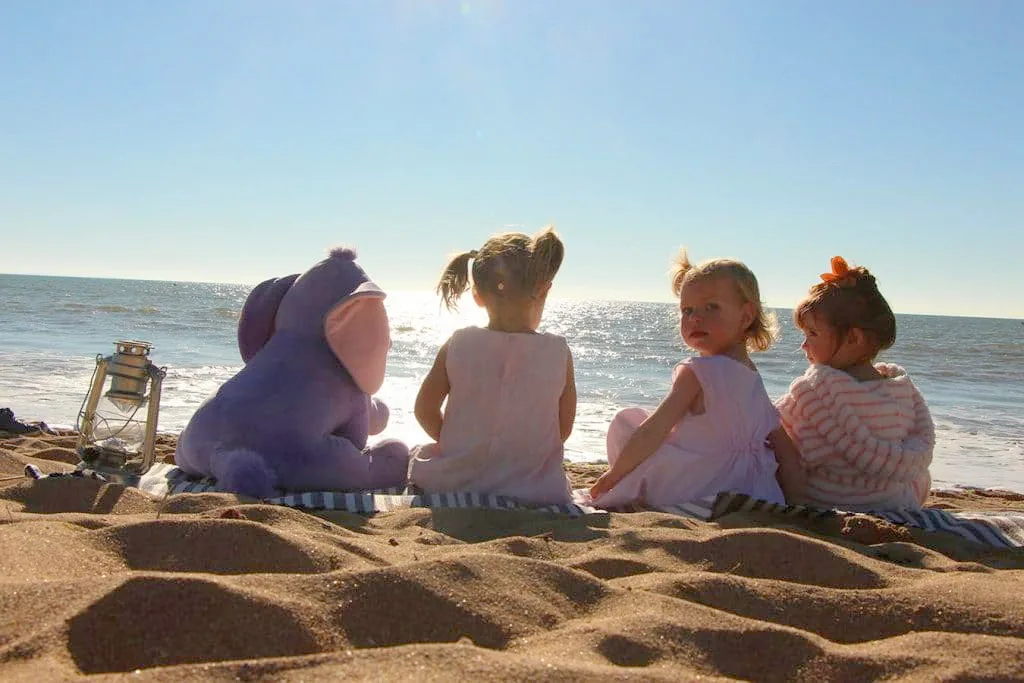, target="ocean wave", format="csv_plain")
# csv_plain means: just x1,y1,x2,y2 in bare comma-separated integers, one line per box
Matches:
59,303,133,313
